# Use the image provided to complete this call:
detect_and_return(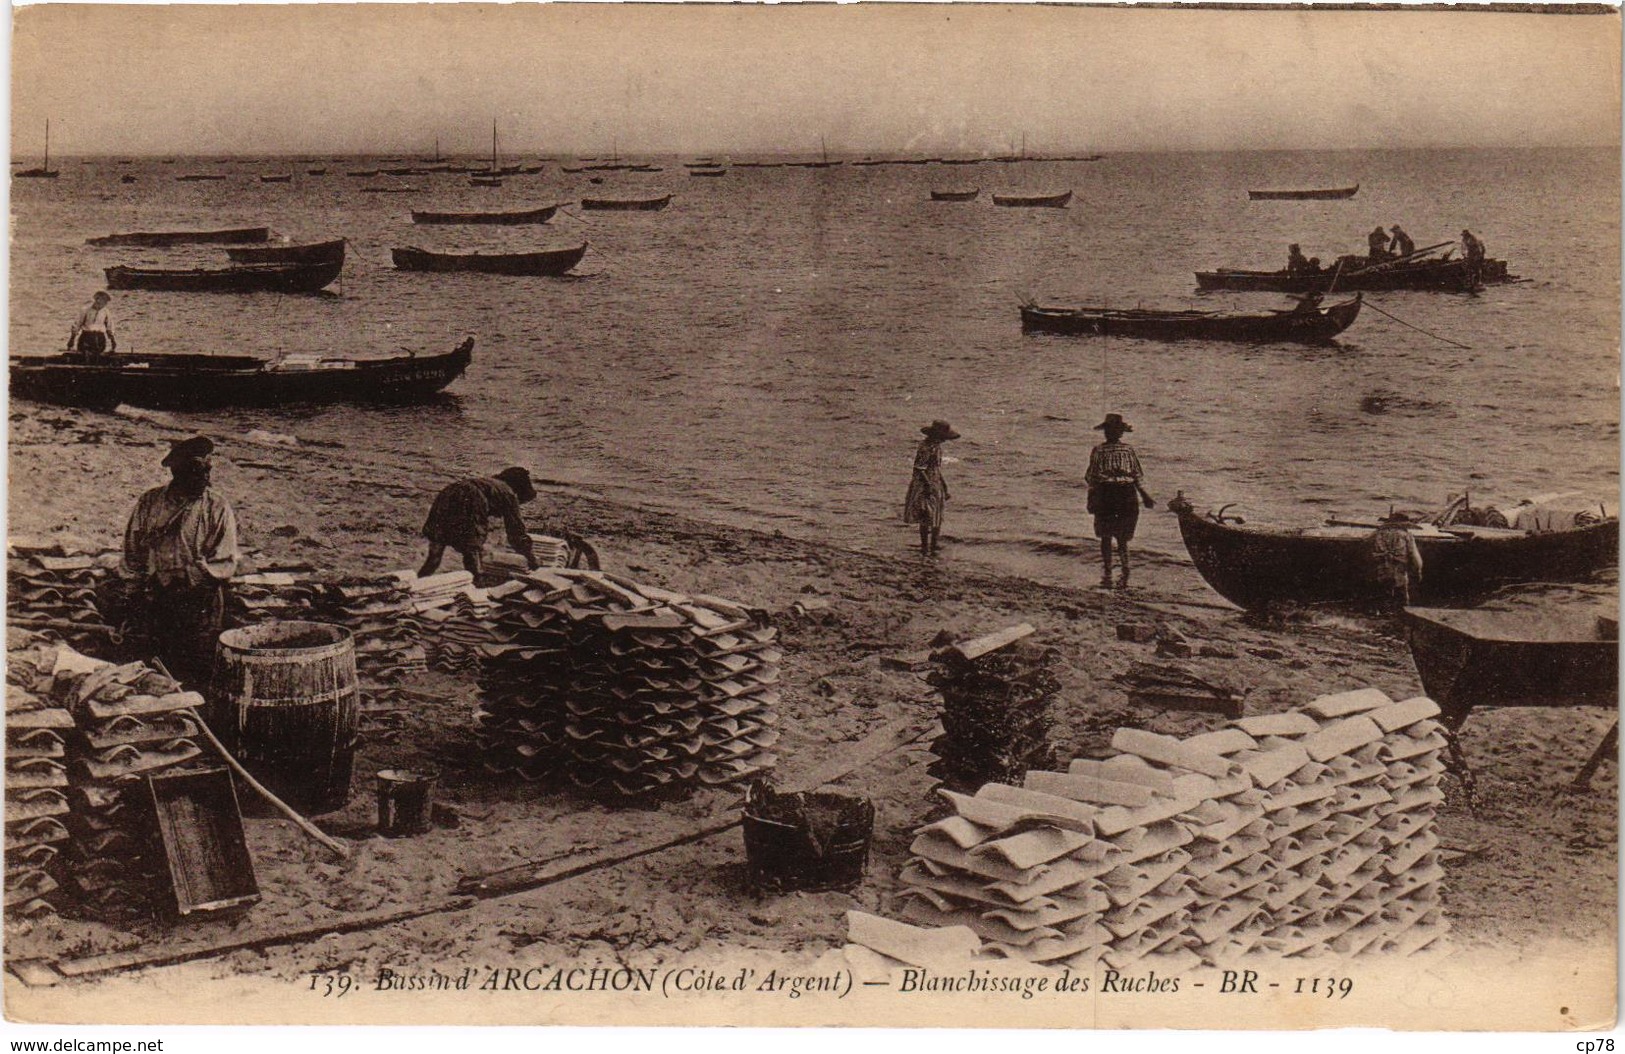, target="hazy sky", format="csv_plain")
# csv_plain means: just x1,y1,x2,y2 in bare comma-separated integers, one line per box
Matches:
10,4,1622,157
